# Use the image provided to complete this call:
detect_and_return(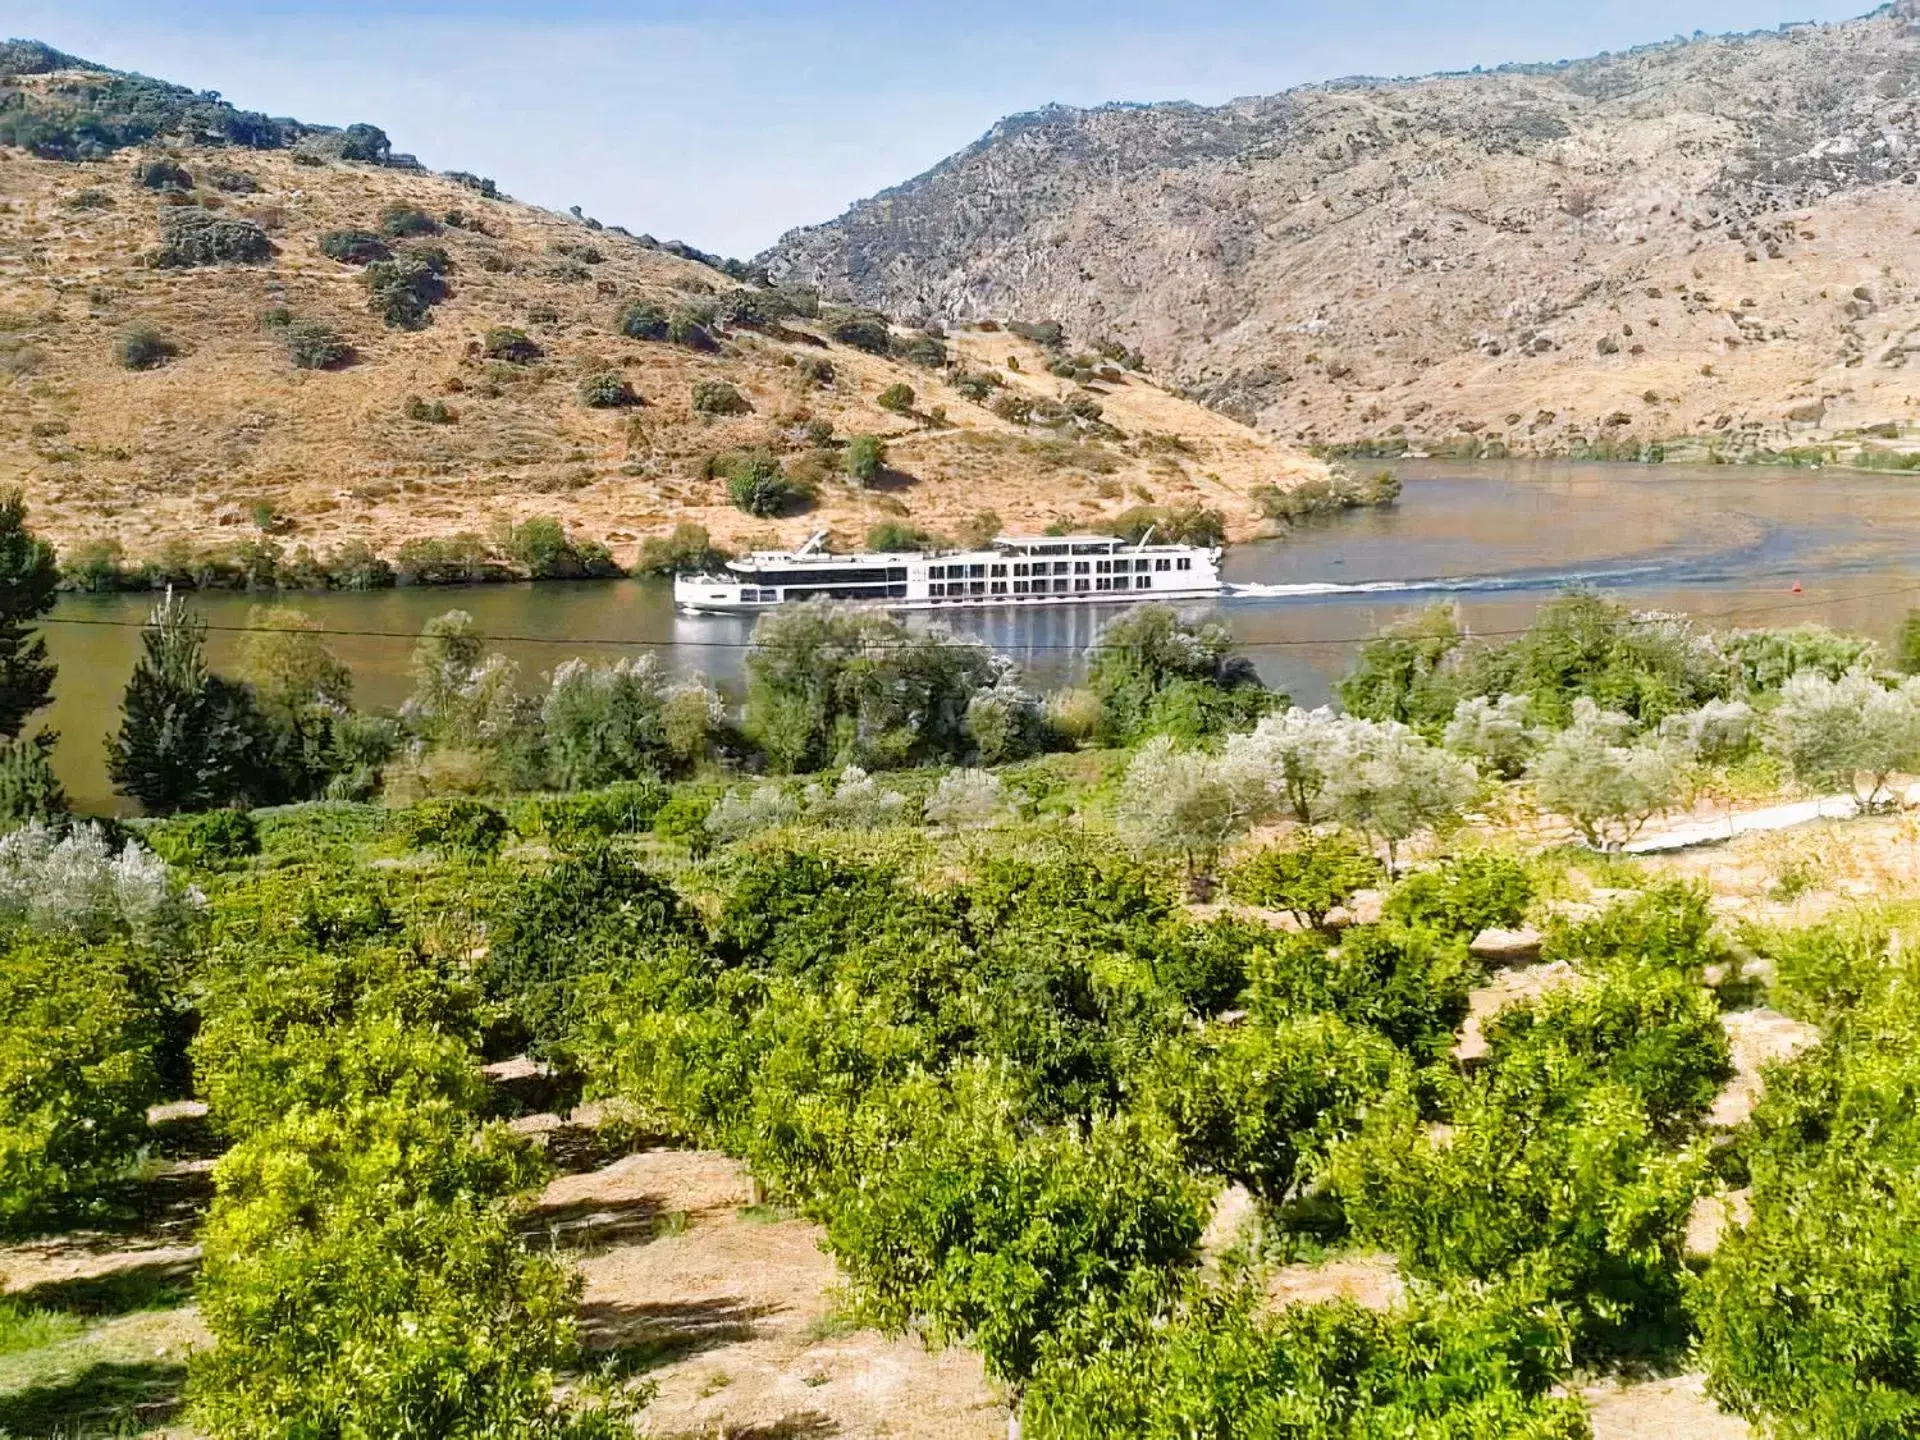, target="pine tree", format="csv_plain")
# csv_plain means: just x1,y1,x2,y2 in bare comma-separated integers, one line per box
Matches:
0,489,60,740
108,597,270,815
